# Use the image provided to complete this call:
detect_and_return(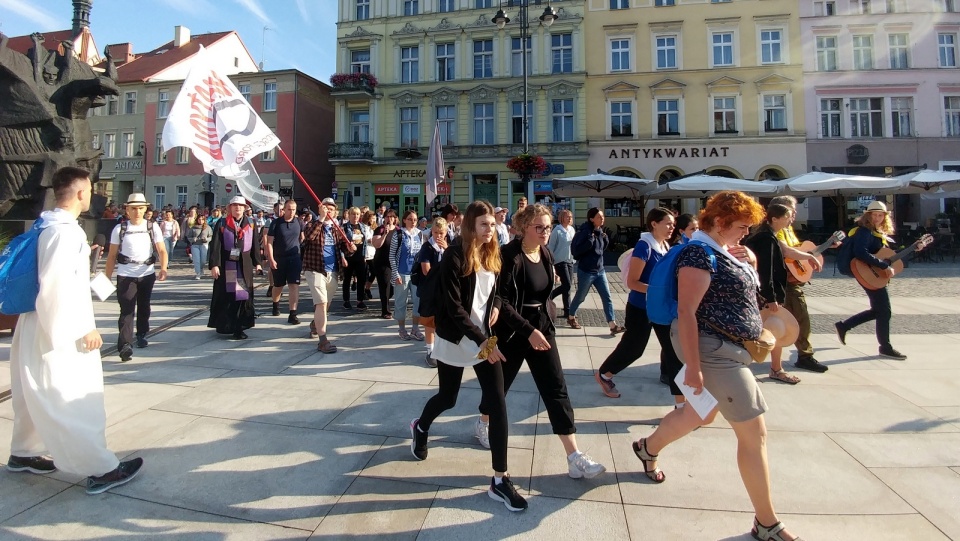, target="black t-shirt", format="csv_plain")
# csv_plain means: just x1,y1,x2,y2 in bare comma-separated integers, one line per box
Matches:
523,254,552,303
268,217,303,259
